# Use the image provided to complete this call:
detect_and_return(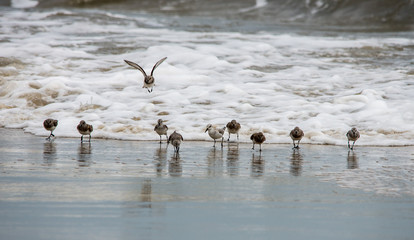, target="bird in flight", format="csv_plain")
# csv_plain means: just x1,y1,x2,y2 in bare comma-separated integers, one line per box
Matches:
124,57,167,93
